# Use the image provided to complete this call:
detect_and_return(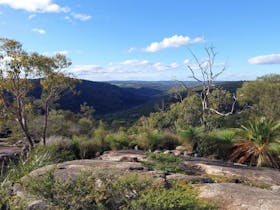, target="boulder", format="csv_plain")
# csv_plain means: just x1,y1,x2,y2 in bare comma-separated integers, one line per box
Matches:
14,159,165,209
175,145,187,152
99,150,147,162
166,174,214,183
163,150,172,154
184,158,280,186
198,183,280,210
171,150,181,156
0,146,22,166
